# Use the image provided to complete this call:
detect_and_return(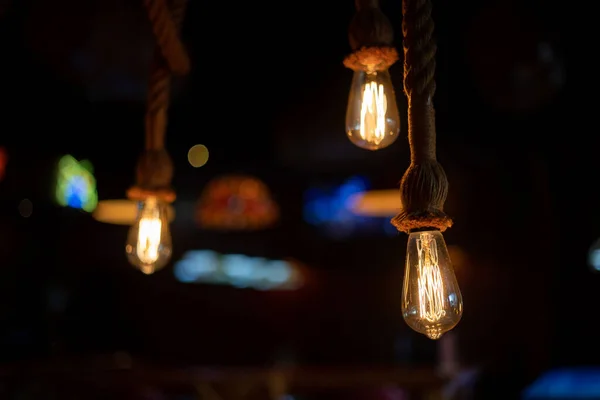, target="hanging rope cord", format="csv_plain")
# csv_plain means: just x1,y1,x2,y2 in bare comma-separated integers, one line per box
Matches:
403,0,436,160
126,0,189,201
392,0,452,233
143,0,190,151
